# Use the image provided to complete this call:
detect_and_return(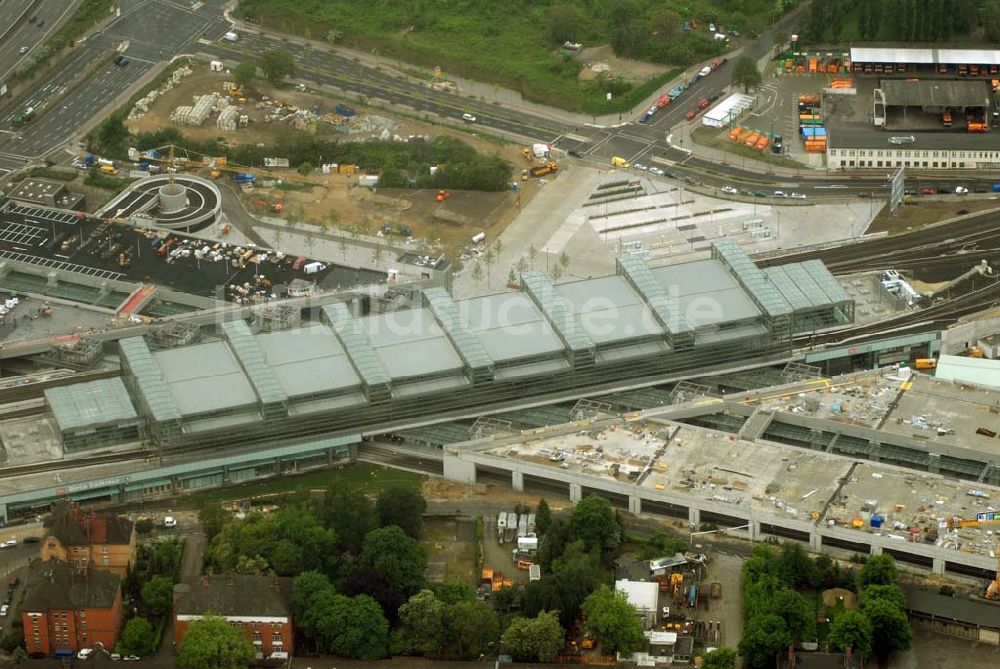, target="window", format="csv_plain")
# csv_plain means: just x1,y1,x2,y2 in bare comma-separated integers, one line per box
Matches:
272,632,283,646
79,611,86,618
